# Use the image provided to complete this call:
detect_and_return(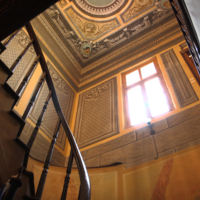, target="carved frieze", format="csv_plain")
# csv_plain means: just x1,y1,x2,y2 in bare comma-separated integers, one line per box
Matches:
74,77,119,148
121,0,154,22
38,4,174,67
